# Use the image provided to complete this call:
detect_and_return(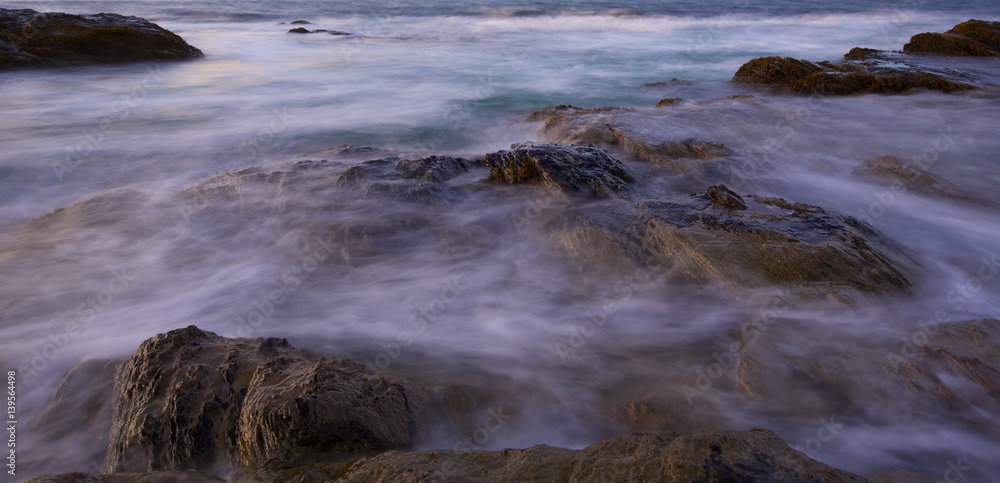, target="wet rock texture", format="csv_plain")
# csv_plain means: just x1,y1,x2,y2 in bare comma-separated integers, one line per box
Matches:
732,55,975,95
484,142,635,198
103,326,421,473
0,8,202,69
904,20,1000,56
732,20,1000,95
